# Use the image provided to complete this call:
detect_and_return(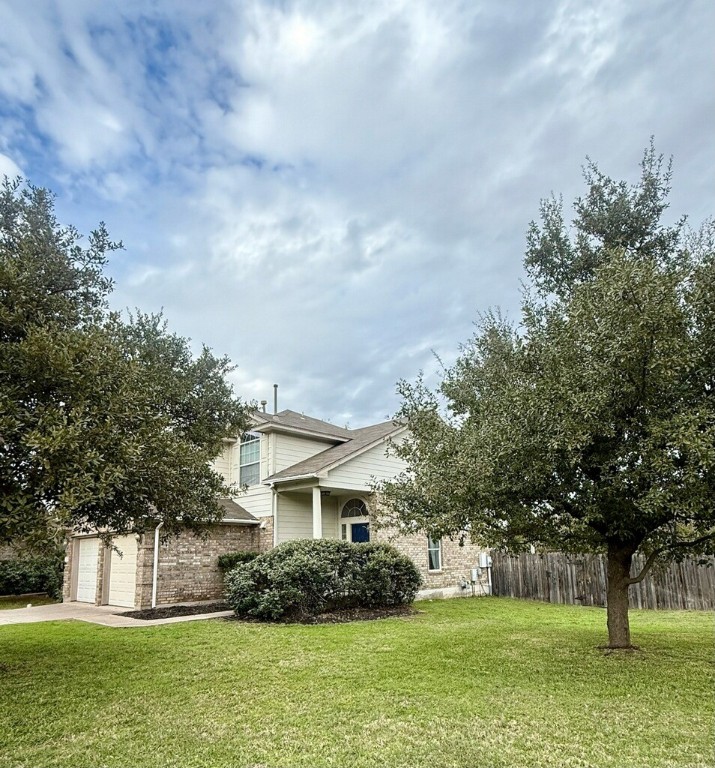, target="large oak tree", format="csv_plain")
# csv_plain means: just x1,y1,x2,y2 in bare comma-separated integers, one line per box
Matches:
379,145,714,648
0,179,250,551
